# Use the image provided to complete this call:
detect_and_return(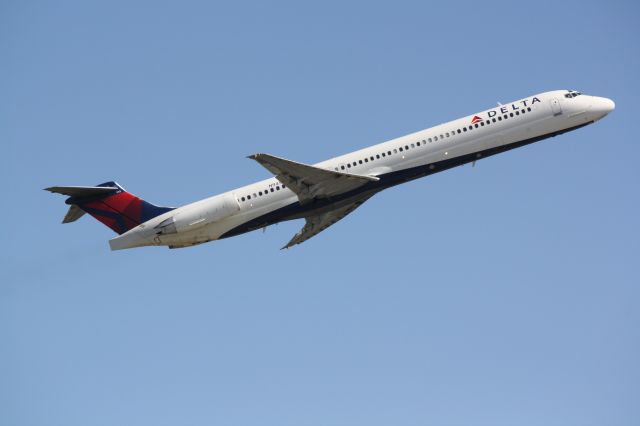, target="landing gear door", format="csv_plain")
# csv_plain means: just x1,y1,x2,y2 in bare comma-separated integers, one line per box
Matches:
550,98,562,116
